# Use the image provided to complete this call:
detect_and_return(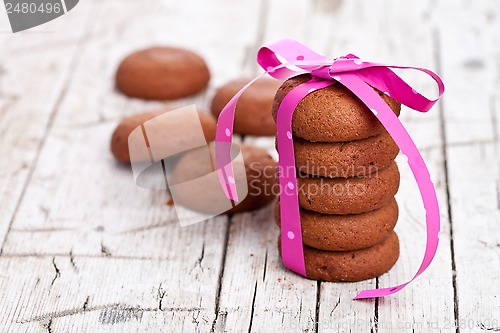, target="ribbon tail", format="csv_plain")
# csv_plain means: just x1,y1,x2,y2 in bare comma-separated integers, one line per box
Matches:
335,74,441,299
215,76,265,202
215,66,296,201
